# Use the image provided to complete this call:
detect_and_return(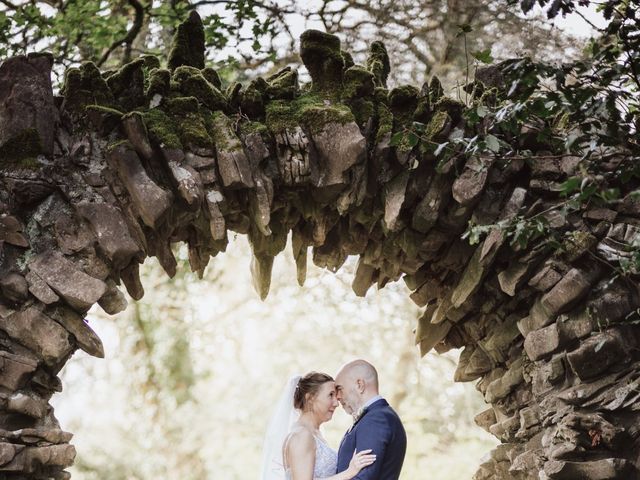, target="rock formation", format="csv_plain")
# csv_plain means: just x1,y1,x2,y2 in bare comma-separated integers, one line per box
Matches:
0,11,638,479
